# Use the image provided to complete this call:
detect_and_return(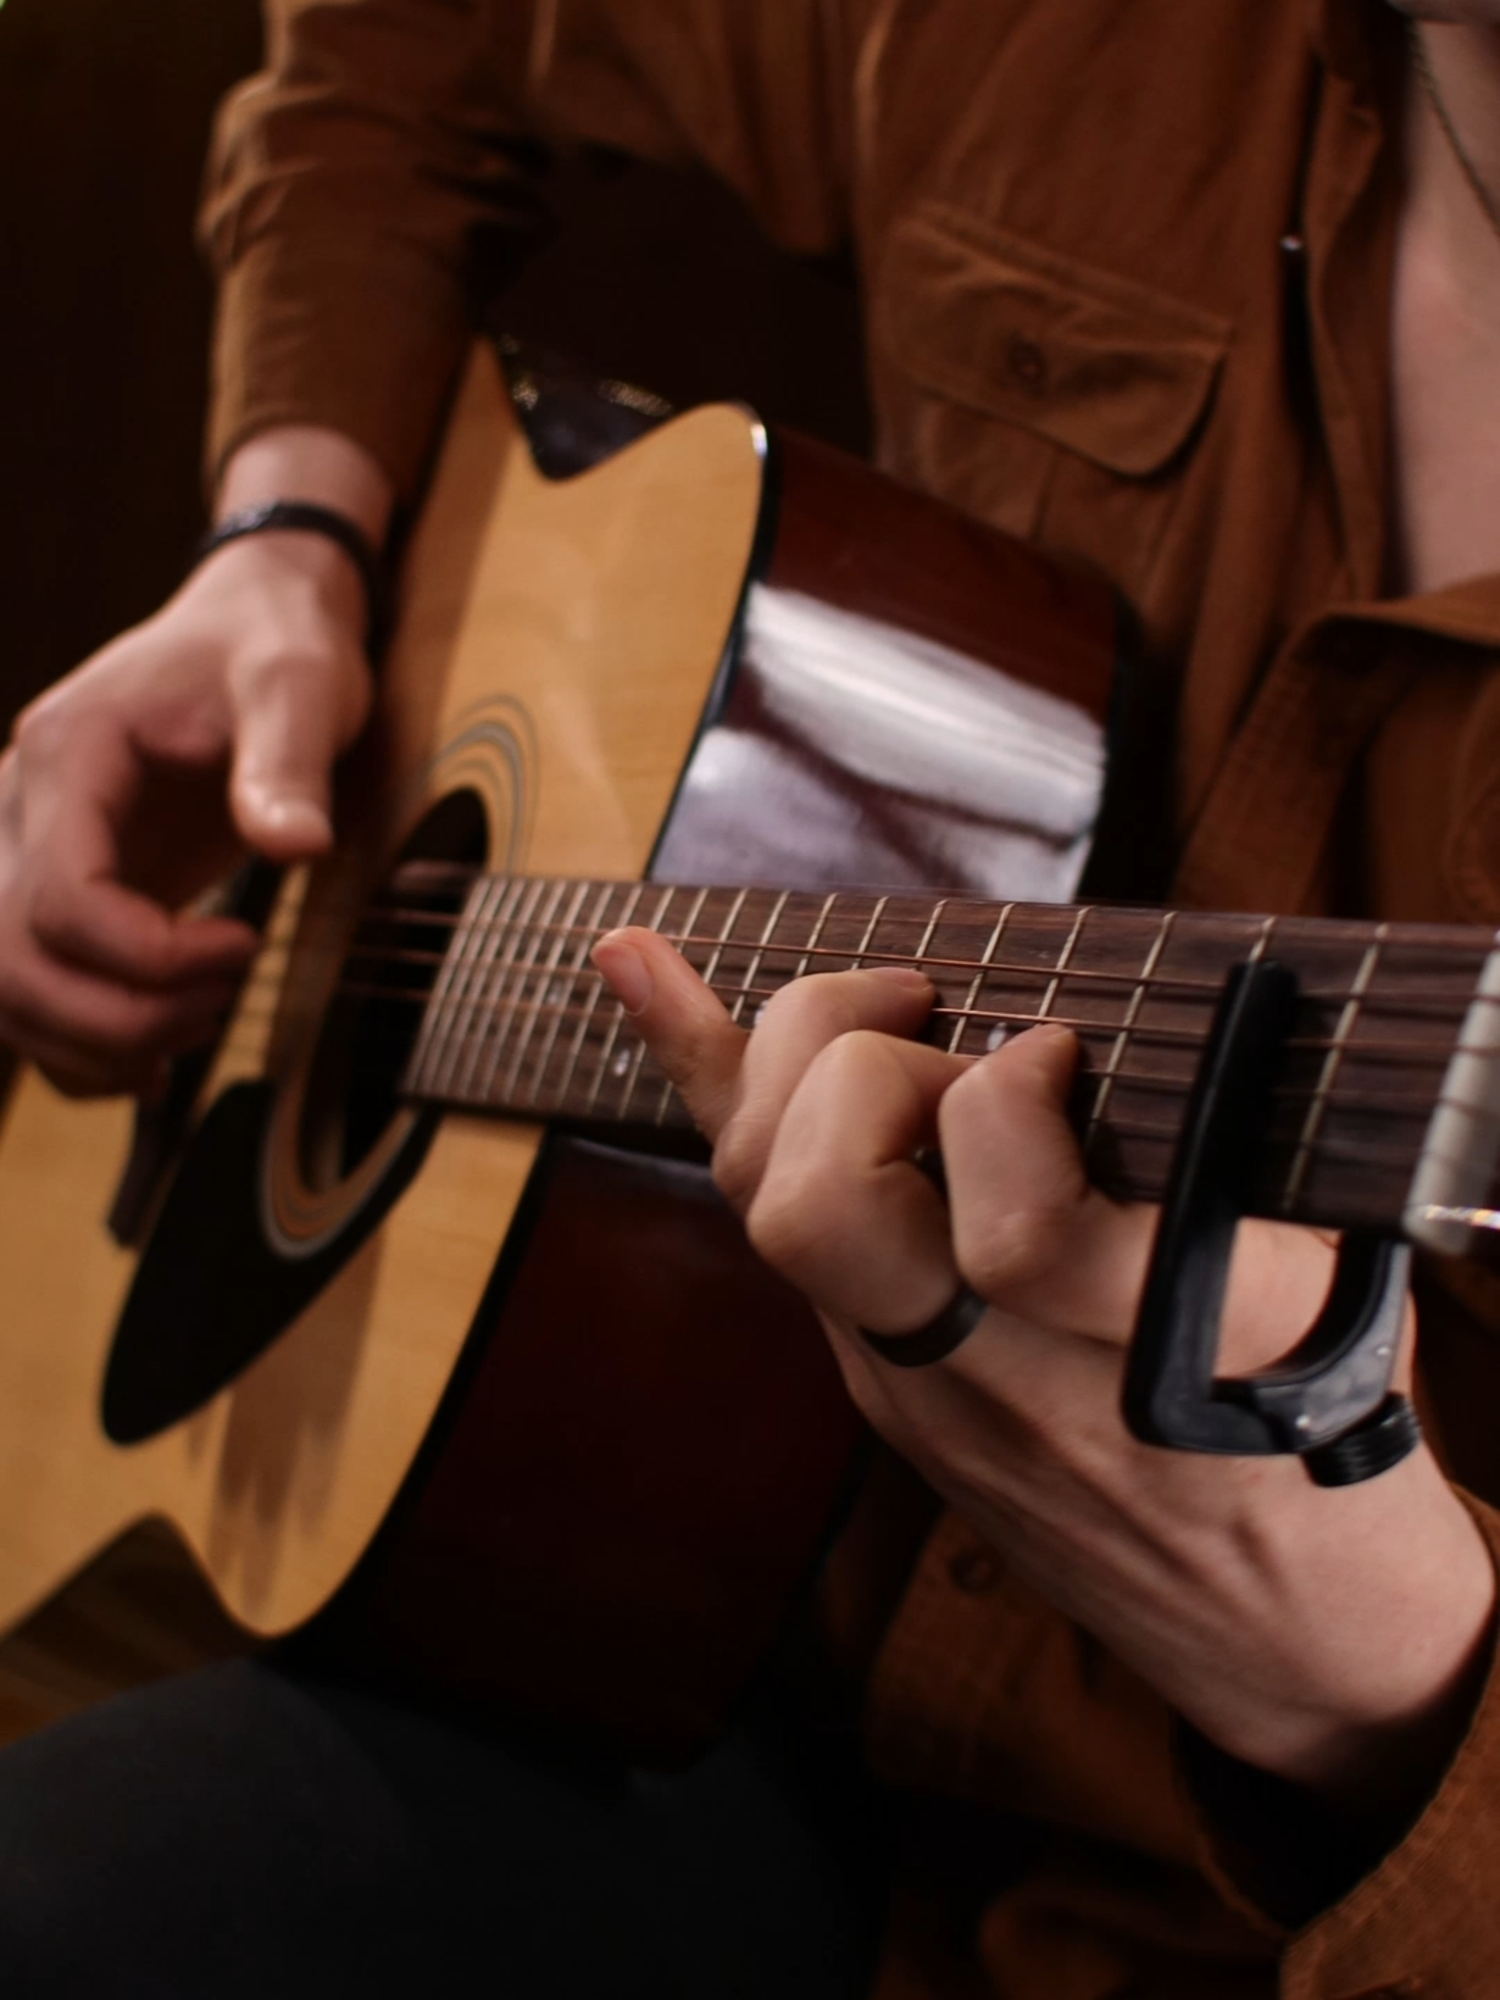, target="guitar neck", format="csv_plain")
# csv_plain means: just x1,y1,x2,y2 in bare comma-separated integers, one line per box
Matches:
392,874,1498,1239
